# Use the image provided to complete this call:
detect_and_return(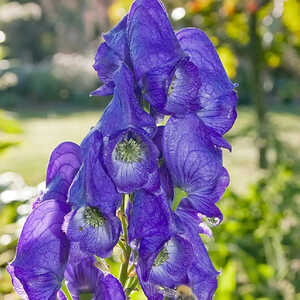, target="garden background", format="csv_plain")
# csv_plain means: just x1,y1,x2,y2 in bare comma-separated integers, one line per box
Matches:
0,0,300,299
